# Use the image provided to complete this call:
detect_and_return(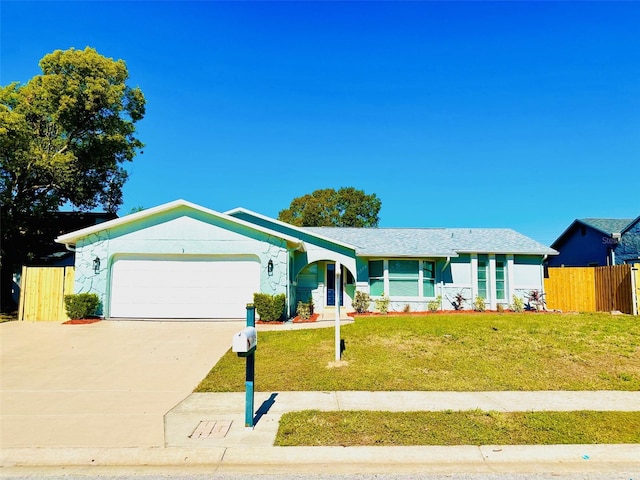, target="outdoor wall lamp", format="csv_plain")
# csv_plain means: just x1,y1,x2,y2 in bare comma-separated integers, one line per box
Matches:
93,256,101,275
267,259,274,276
